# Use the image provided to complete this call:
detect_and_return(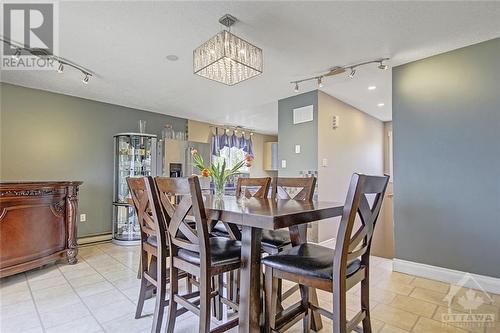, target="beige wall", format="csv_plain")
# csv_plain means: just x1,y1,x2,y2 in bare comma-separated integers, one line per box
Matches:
187,120,278,178
316,91,384,242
